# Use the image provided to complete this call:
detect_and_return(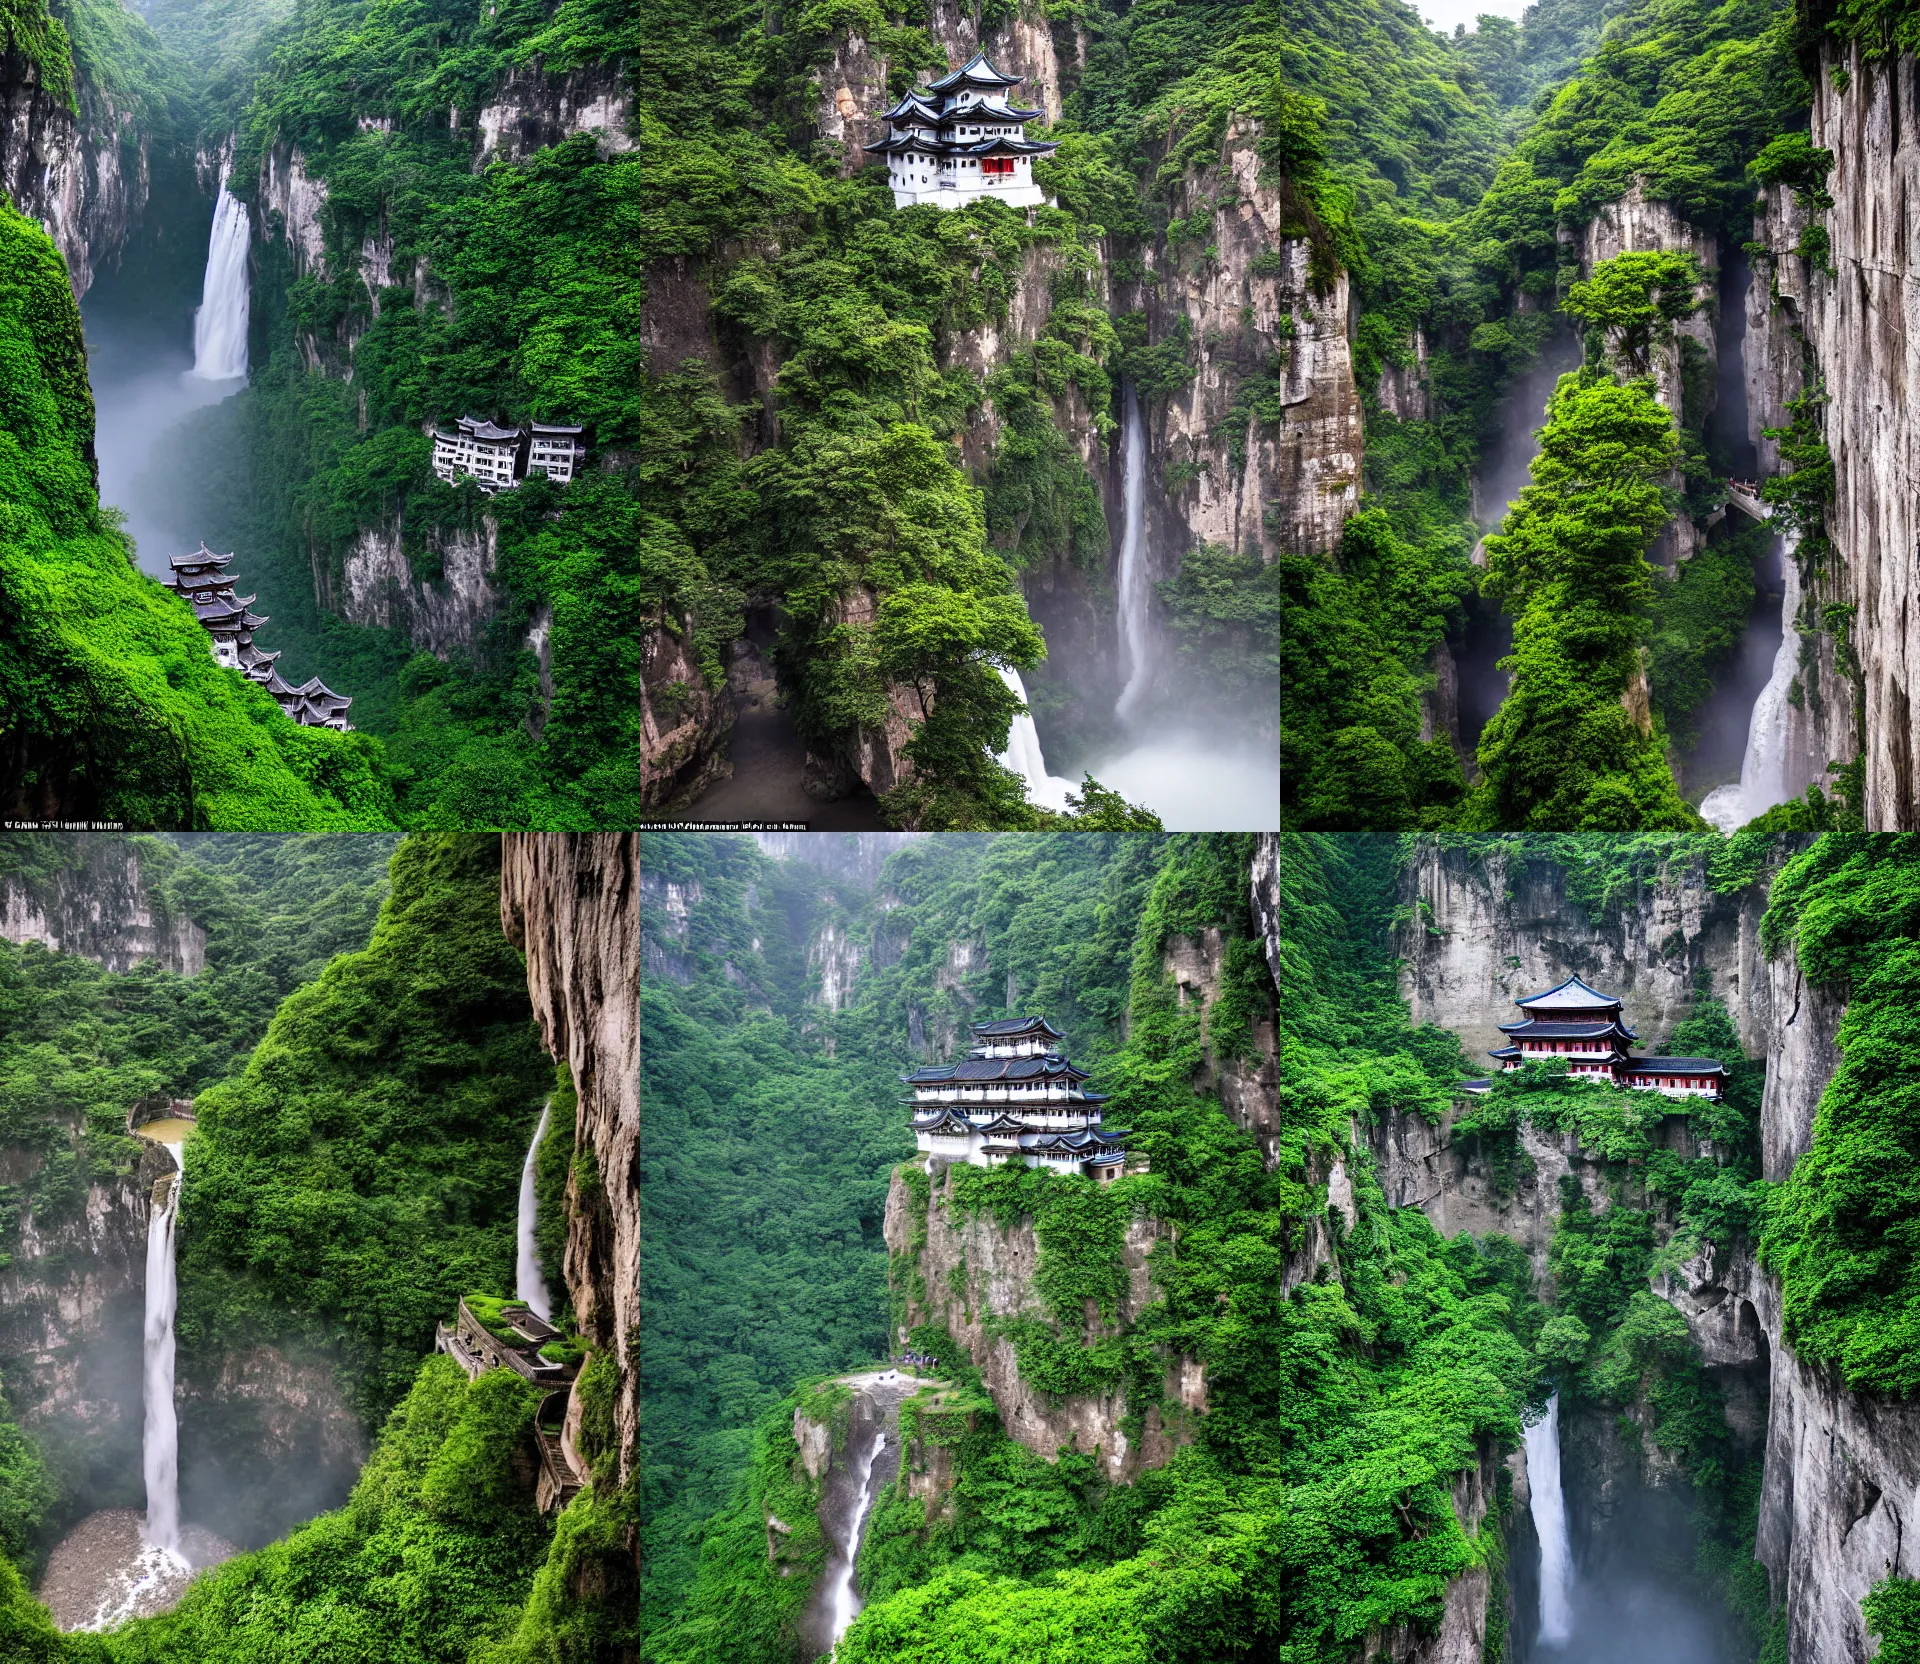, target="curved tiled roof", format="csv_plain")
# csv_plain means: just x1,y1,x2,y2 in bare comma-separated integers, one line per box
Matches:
1514,975,1623,1011
970,1016,1063,1038
1630,1057,1728,1074
1497,1020,1636,1039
